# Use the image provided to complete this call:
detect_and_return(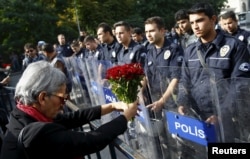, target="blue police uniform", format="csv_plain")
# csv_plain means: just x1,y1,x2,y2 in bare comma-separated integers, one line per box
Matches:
177,29,250,119
229,26,250,47
75,48,87,59
116,40,146,66
22,54,44,70
85,45,105,60
101,39,122,64
179,32,197,49
56,44,74,57
145,38,183,107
